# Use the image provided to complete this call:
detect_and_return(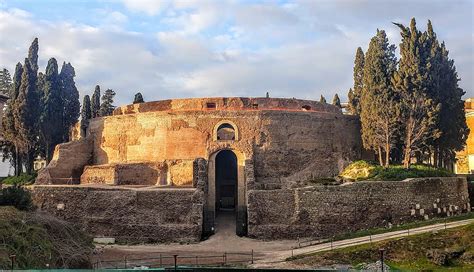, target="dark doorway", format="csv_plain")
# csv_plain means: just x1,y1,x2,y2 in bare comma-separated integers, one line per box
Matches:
215,150,238,212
